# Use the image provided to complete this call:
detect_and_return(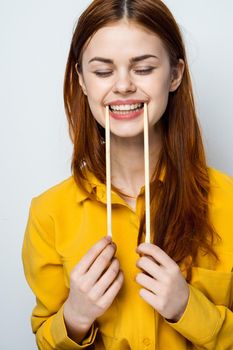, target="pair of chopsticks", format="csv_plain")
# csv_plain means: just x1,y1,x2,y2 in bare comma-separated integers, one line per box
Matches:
105,103,150,243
